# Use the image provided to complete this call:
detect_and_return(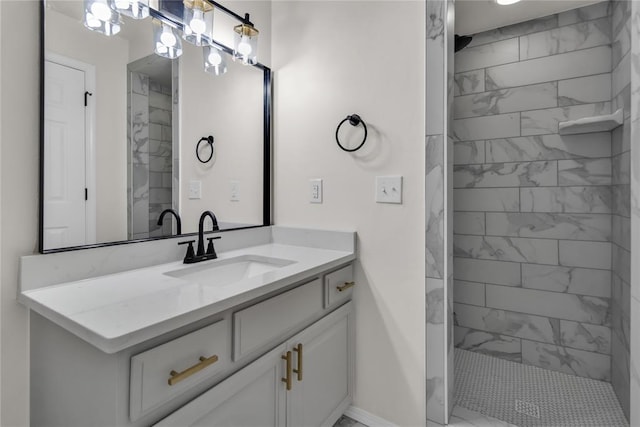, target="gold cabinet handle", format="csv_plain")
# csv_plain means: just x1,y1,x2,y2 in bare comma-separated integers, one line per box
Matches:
282,351,292,391
168,354,218,386
293,343,303,382
336,281,355,292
